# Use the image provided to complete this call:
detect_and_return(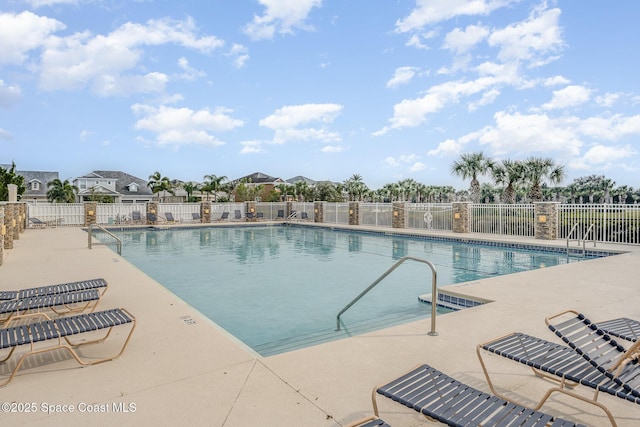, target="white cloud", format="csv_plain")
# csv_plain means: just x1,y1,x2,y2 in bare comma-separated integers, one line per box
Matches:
240,140,266,154
243,0,322,40
39,17,223,94
542,85,590,110
488,5,564,66
0,80,22,109
409,162,426,172
132,104,243,147
177,57,206,81
0,128,12,140
384,157,400,167
386,67,419,88
571,144,637,170
384,154,423,173
227,44,249,68
443,24,489,54
395,0,515,33
322,145,345,153
0,11,65,65
25,0,80,6
596,92,622,108
260,103,343,144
